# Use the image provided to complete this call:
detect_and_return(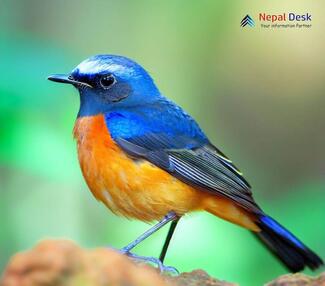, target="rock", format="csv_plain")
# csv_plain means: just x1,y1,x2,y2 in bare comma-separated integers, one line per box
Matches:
0,239,323,286
167,270,237,286
0,239,167,286
266,273,325,286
